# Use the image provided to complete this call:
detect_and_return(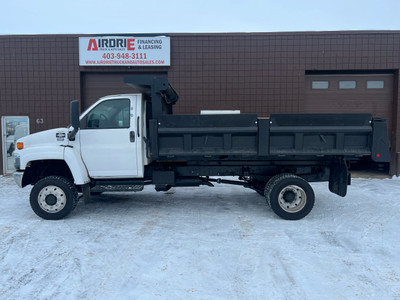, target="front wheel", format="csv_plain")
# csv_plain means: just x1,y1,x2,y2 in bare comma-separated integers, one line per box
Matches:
265,174,315,220
30,176,79,220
